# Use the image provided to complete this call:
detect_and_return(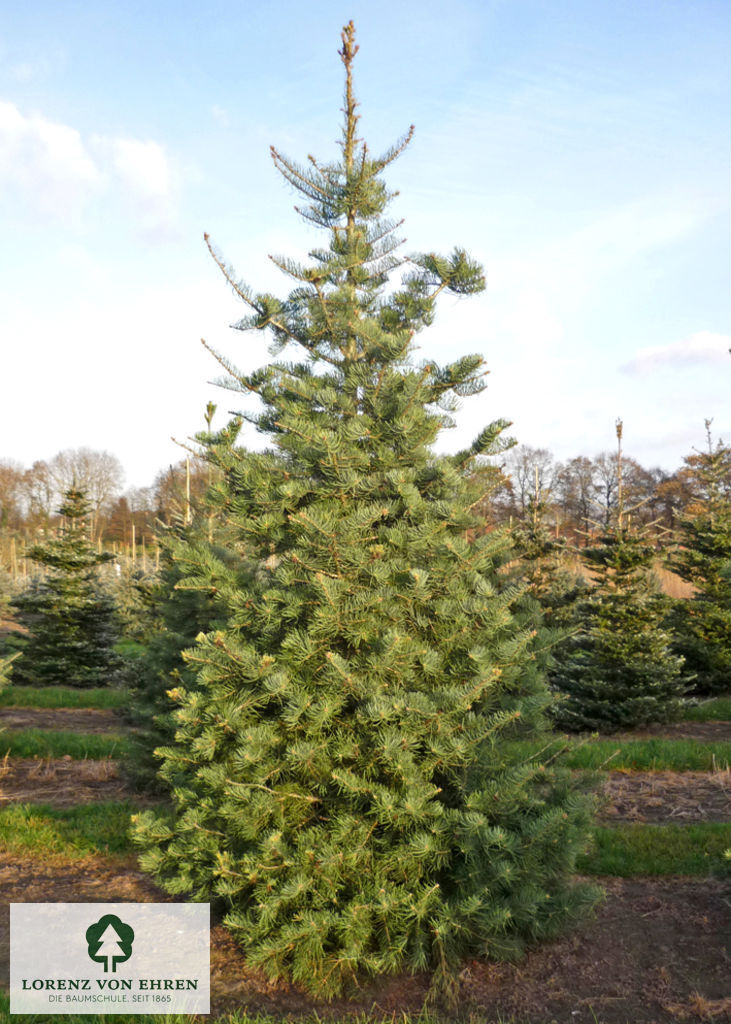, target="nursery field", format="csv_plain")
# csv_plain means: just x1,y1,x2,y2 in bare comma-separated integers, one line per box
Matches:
0,687,729,1024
